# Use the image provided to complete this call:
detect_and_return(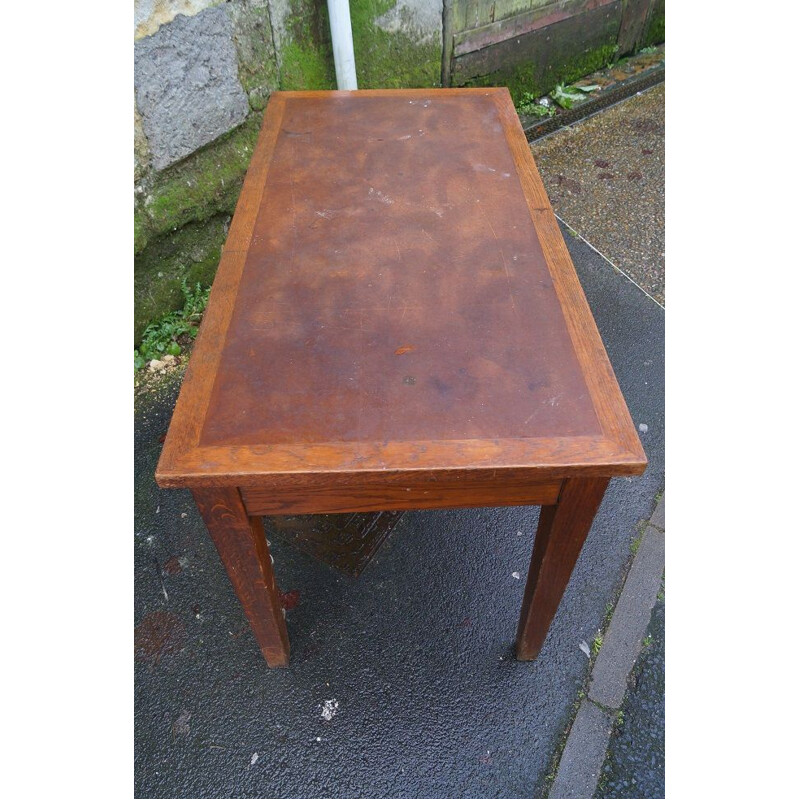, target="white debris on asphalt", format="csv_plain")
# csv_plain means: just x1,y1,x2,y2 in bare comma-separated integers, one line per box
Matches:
250,752,258,765
512,572,521,580
321,699,339,721
639,423,649,433
579,640,591,658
